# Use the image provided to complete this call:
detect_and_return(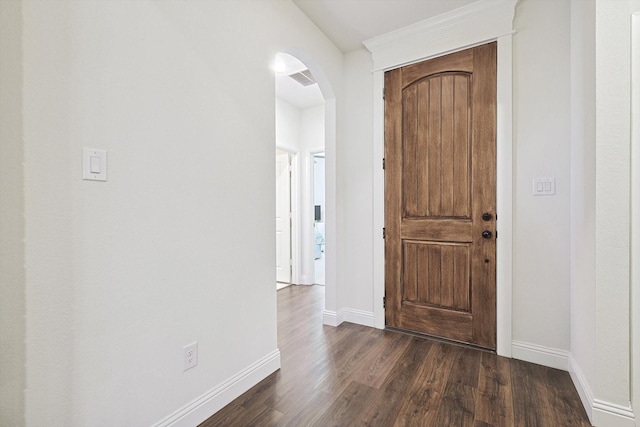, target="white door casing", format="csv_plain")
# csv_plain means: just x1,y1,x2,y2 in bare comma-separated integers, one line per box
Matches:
276,152,292,283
